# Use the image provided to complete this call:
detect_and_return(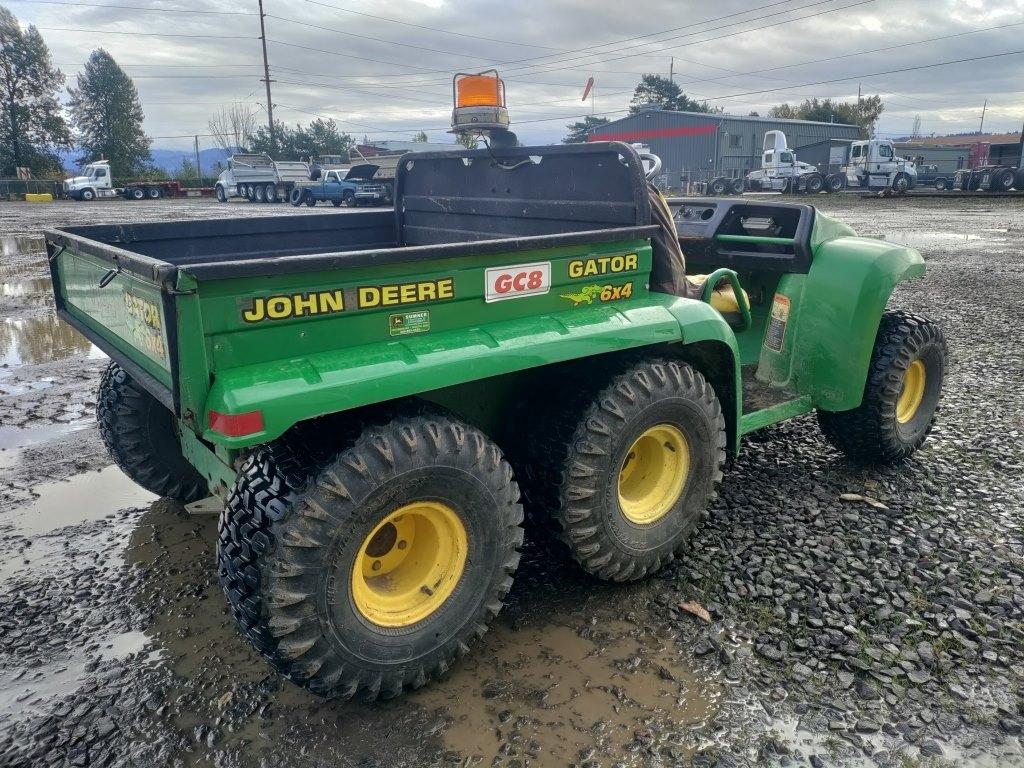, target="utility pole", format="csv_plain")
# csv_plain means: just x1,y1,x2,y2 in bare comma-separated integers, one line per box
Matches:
257,0,276,155
978,99,987,134
194,135,202,179
669,57,674,84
